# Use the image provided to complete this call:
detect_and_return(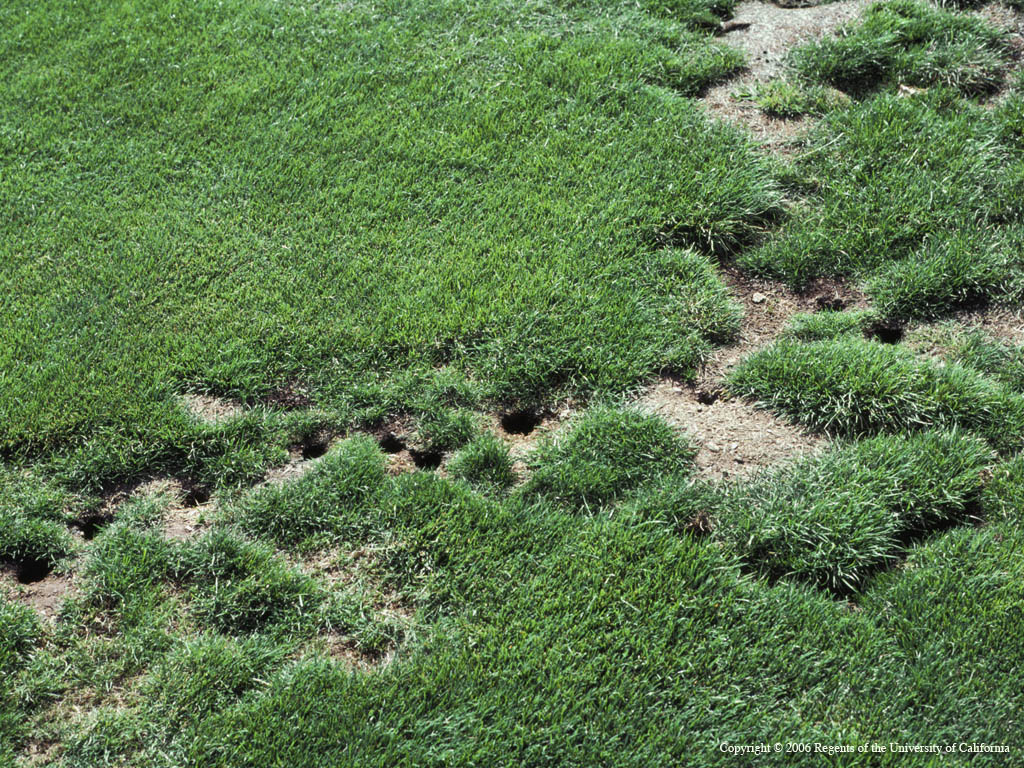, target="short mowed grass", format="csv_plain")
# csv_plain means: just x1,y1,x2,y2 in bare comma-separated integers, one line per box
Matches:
4,0,1024,765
